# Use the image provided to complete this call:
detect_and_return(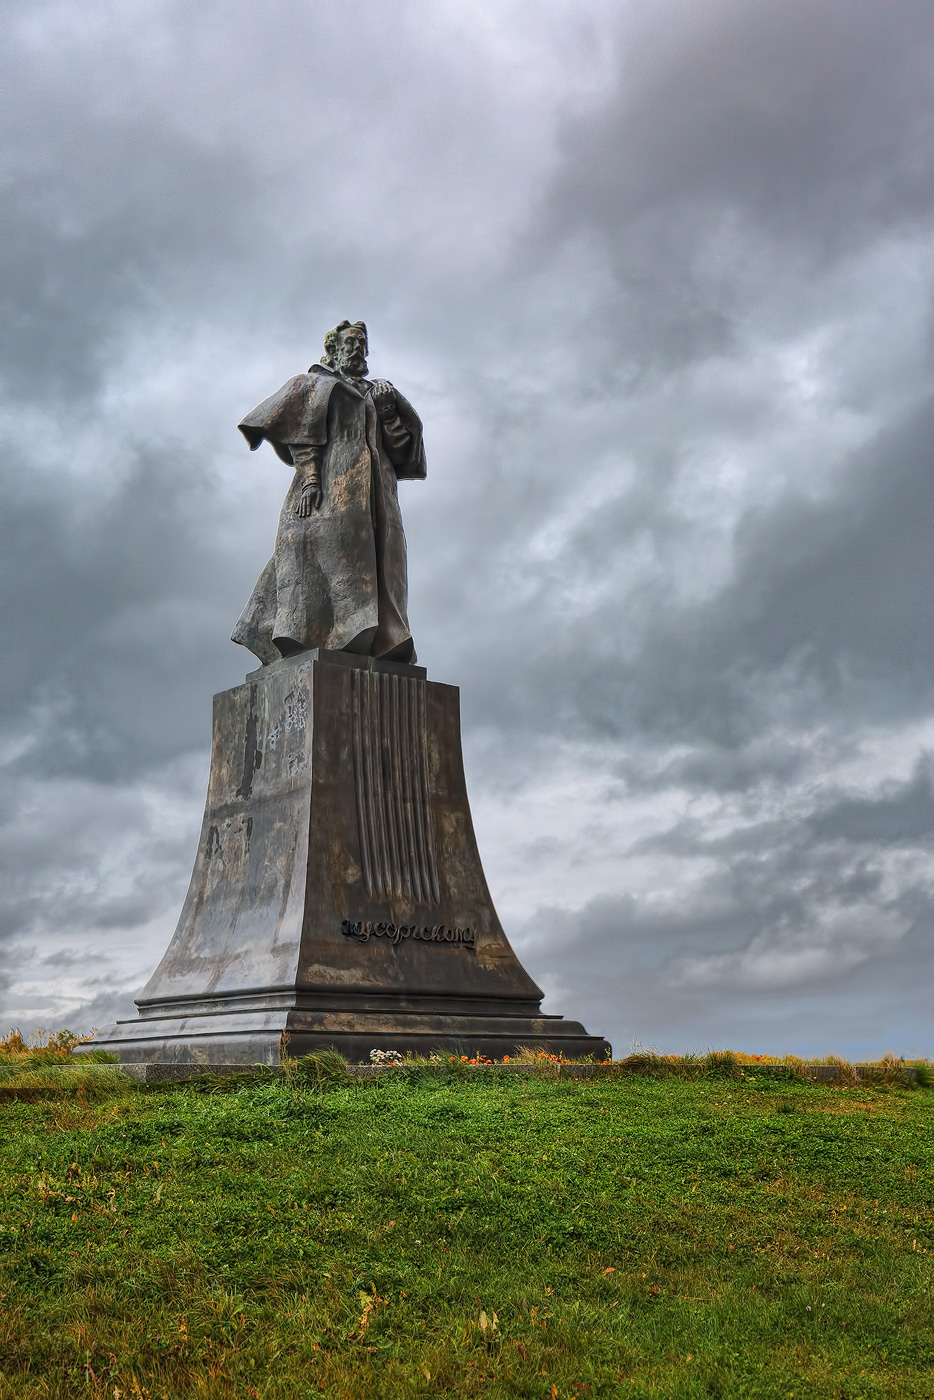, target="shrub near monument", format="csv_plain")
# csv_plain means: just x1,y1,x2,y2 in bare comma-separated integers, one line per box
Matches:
0,1035,931,1398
